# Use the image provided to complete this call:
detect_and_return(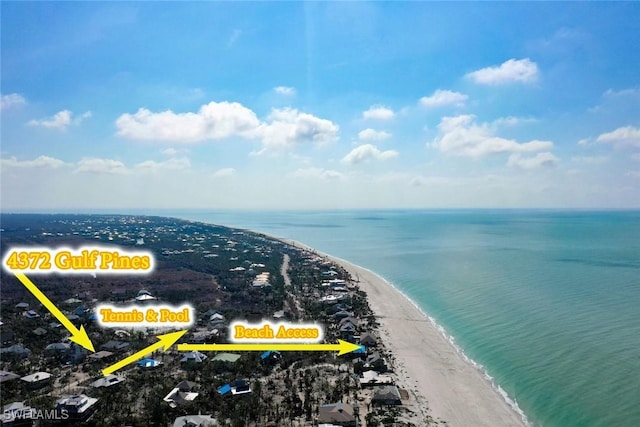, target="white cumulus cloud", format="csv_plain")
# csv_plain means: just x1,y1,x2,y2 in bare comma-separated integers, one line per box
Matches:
419,89,468,108
358,128,391,141
596,125,640,148
507,152,559,170
466,58,539,85
116,102,338,155
342,144,398,165
274,86,296,96
1,155,67,169
254,108,339,154
28,110,73,130
431,115,553,158
115,101,261,142
362,105,395,120
1,93,26,110
74,158,128,174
